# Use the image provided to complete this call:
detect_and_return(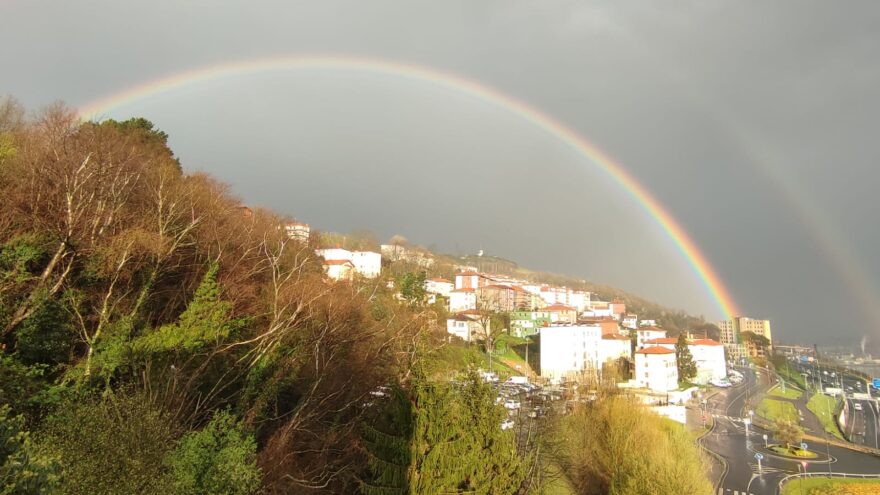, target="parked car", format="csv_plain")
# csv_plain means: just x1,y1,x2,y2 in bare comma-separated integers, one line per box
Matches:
501,419,515,430
504,400,521,410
